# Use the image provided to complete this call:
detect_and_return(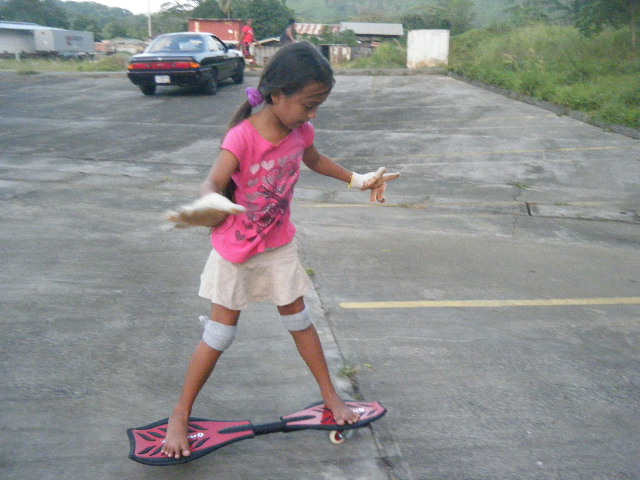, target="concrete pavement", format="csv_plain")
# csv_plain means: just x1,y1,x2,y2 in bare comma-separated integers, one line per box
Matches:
1,70,639,479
